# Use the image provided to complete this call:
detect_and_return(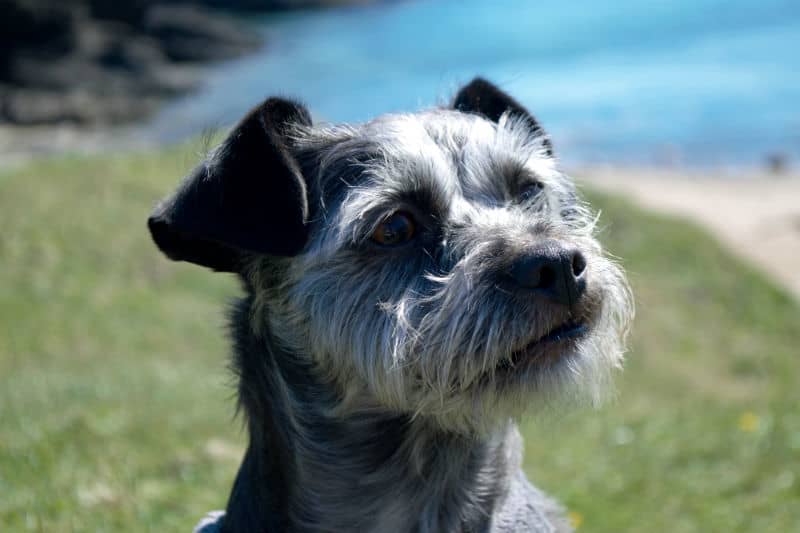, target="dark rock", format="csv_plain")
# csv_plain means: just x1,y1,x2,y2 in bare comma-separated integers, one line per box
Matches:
0,0,77,76
201,0,367,10
0,85,159,125
0,0,261,126
86,0,152,26
766,153,789,175
0,0,368,127
144,5,261,63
